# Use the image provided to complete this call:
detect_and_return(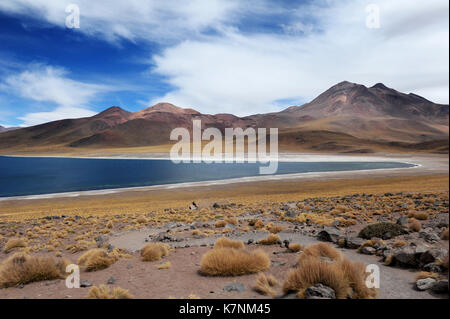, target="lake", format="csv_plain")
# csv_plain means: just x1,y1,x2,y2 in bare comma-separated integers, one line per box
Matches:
0,156,414,197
